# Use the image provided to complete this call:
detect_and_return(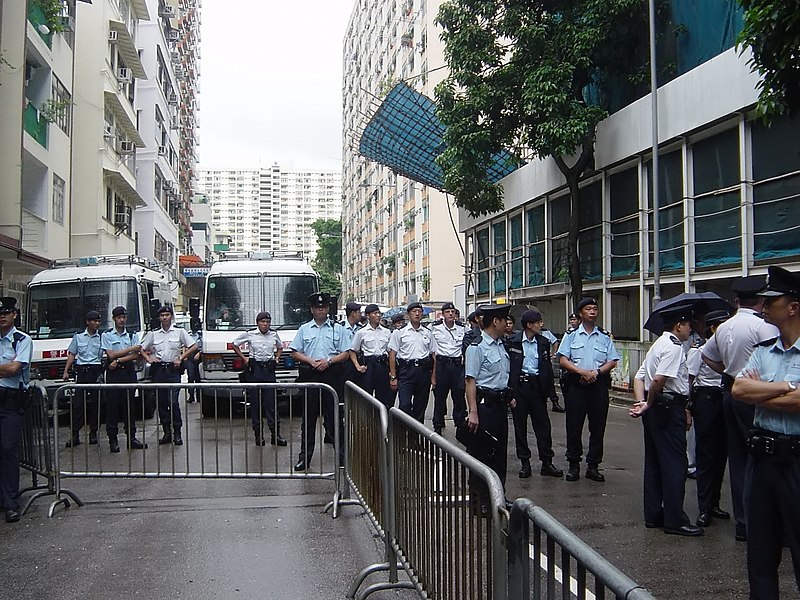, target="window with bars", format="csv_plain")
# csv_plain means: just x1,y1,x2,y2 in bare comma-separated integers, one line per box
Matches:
509,213,523,289
610,167,639,278
550,196,570,283
579,182,602,281
526,205,545,286
646,150,685,271
50,76,72,135
493,221,506,294
476,228,490,295
52,173,65,226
